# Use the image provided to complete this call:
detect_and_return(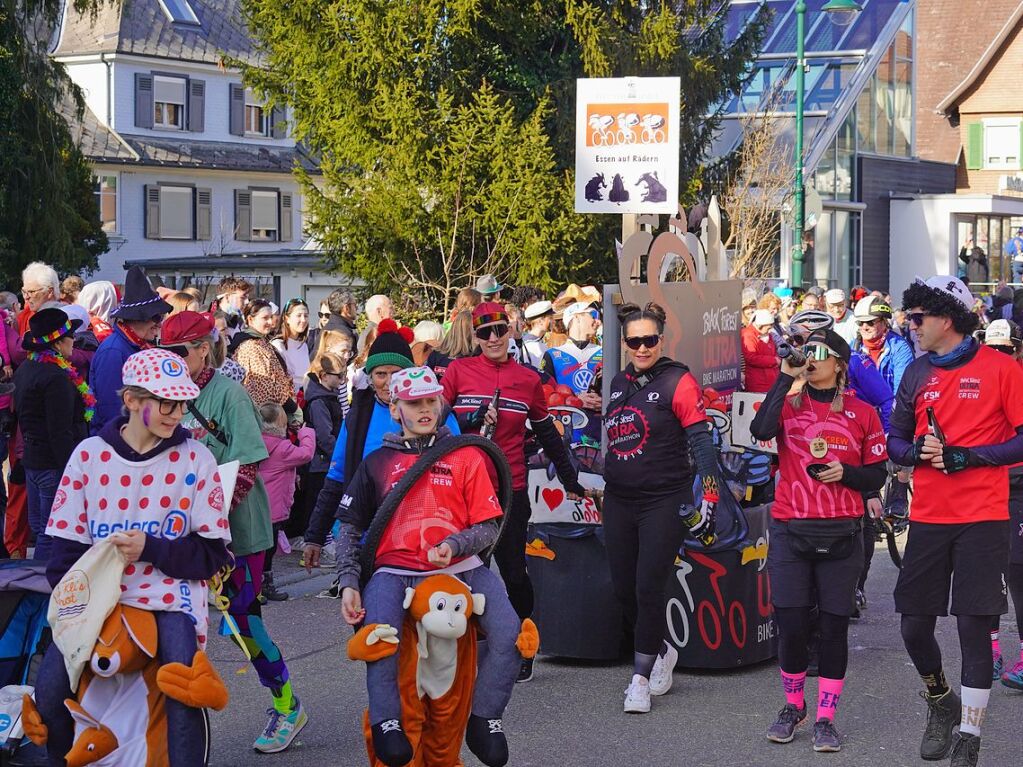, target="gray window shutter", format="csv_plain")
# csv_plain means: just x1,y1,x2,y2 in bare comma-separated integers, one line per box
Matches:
135,74,154,129
145,185,161,239
196,188,212,240
234,189,251,241
279,192,293,241
188,79,205,132
229,84,245,136
271,106,287,139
